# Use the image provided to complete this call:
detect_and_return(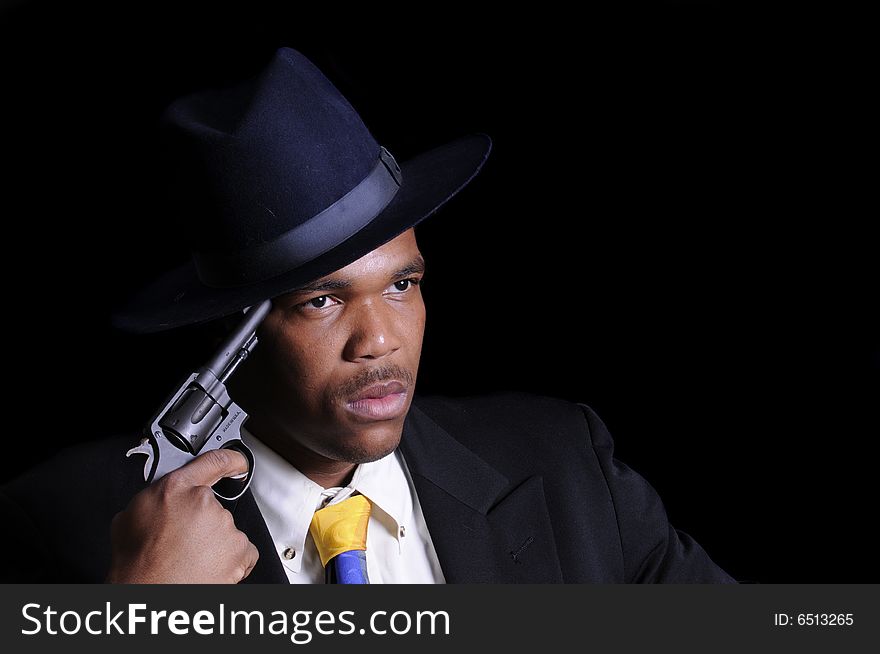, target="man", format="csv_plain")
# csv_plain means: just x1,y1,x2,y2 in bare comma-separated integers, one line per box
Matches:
0,48,736,584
